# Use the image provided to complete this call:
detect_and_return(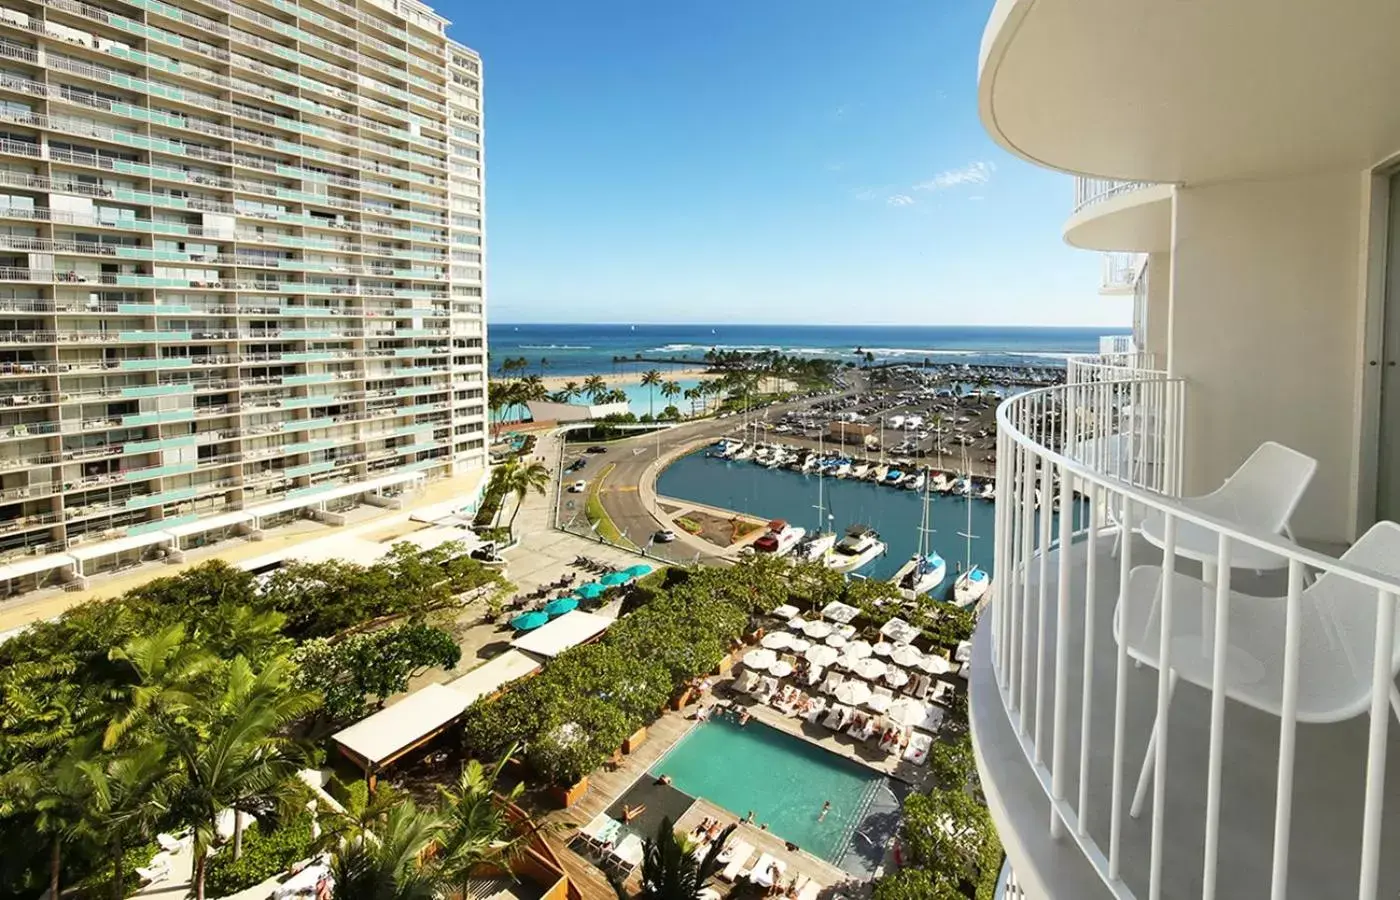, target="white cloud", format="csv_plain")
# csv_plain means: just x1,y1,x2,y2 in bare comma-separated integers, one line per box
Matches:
887,194,915,207
914,161,996,192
